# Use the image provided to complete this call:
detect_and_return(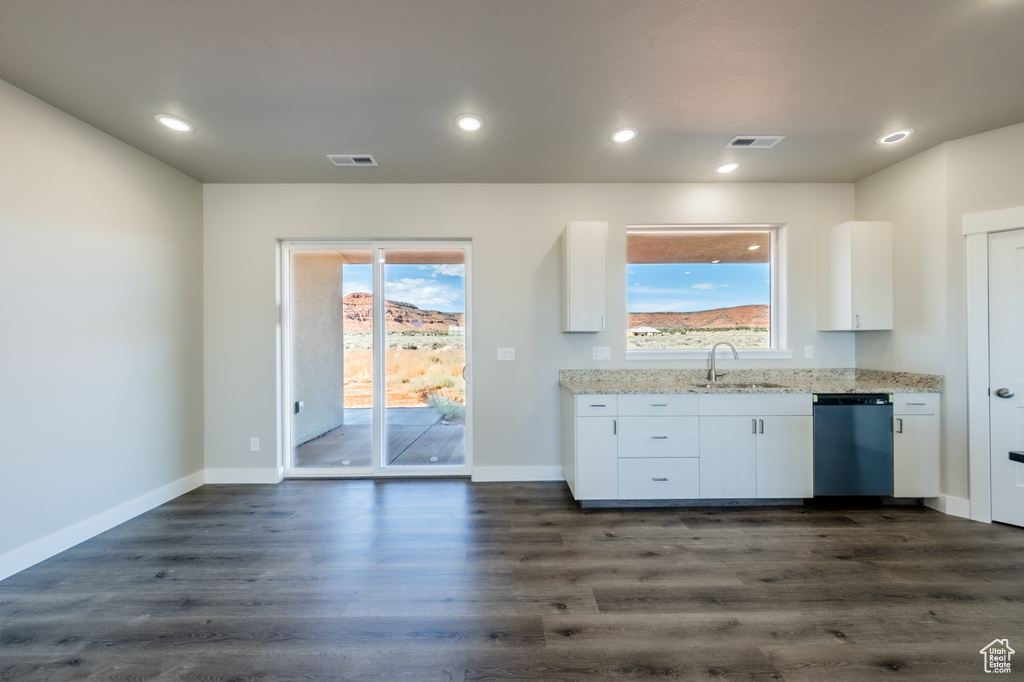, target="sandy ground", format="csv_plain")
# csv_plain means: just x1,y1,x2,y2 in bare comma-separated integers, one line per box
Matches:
343,383,463,408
